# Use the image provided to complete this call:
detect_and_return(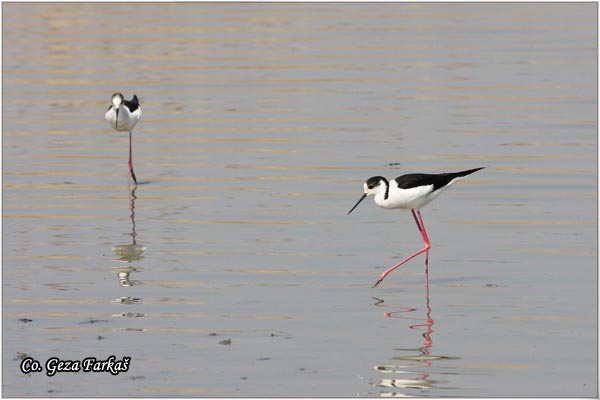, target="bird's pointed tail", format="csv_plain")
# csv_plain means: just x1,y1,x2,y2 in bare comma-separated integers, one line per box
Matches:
456,167,485,177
